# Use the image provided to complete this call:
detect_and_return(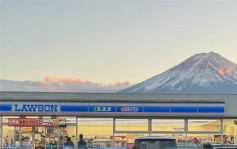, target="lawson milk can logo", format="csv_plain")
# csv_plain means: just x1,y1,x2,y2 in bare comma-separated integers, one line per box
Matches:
93,106,112,112
13,103,59,112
